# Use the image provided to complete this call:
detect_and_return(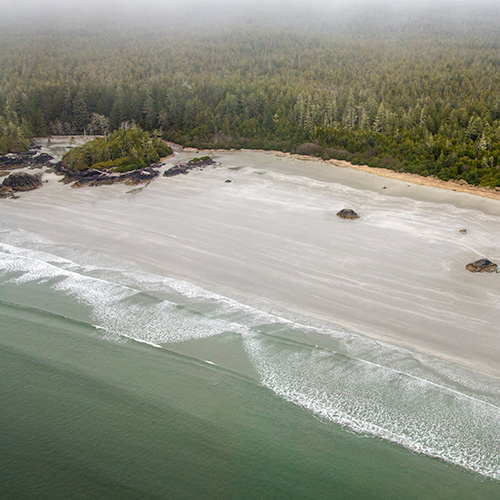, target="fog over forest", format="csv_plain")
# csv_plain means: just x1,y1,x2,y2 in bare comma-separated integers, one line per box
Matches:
1,0,500,186
2,0,499,27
